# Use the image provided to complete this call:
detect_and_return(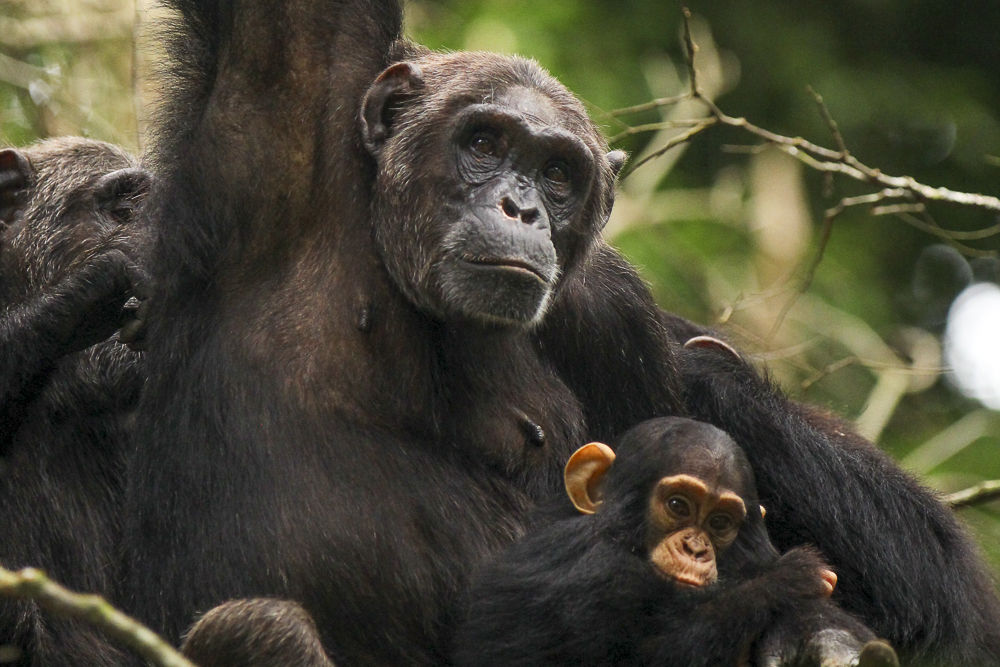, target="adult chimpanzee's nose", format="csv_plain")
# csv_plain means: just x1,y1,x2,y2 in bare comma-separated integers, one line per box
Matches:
500,196,541,225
